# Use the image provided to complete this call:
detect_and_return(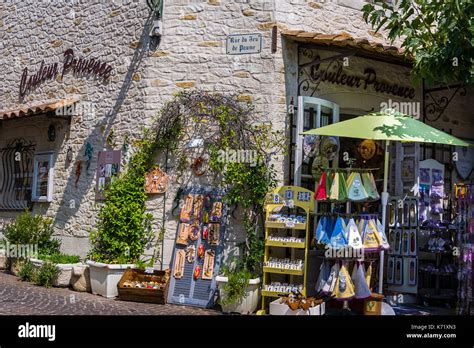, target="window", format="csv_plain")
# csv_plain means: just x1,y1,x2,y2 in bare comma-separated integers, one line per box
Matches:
0,139,35,210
